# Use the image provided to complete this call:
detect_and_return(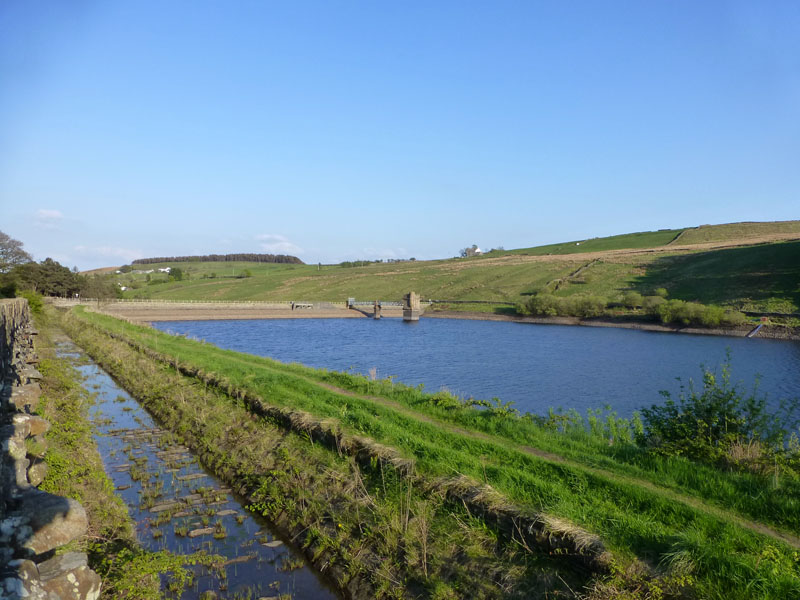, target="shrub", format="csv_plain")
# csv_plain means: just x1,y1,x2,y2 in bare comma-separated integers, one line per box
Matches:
524,293,560,316
18,290,44,313
569,295,607,317
653,299,747,327
638,357,800,466
523,292,608,318
642,295,665,312
0,276,18,298
621,291,643,309
655,299,696,325
721,309,747,326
